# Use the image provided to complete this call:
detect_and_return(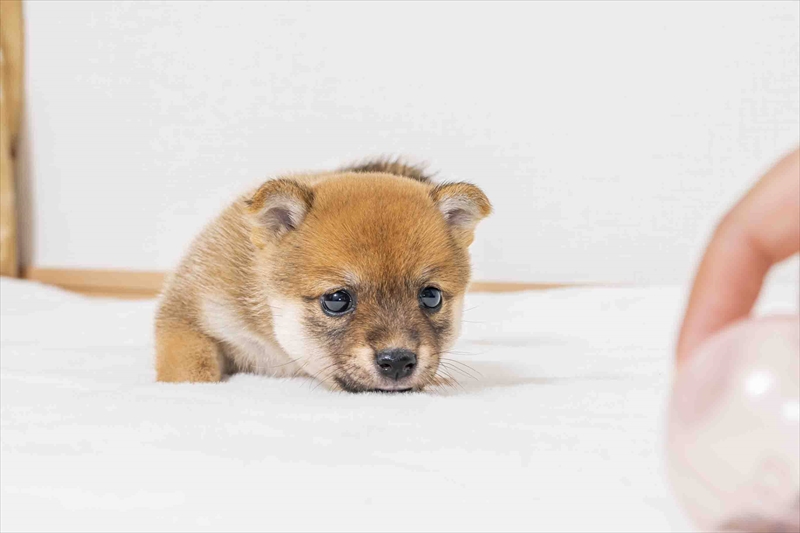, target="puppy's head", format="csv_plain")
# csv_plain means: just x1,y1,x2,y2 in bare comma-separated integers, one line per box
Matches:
246,171,490,392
